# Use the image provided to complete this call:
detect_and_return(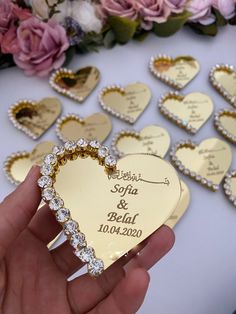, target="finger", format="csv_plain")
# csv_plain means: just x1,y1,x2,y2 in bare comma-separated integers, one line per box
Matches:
51,241,84,277
88,268,149,314
27,203,62,245
0,166,41,259
68,225,174,313
125,225,175,272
